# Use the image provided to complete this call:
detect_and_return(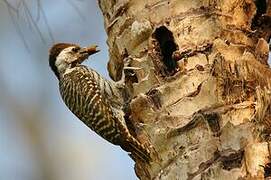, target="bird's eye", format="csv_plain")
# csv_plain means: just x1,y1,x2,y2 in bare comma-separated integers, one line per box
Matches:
72,47,80,52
